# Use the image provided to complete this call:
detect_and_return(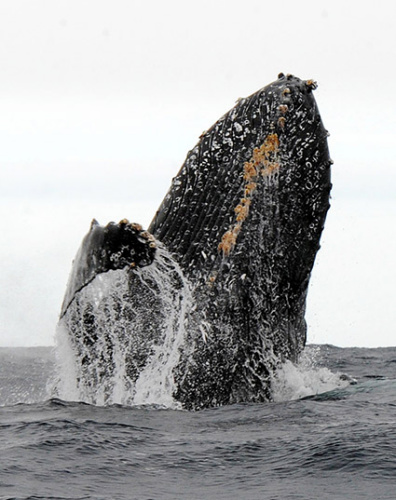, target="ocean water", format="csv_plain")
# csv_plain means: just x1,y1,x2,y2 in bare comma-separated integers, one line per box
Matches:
1,345,396,500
